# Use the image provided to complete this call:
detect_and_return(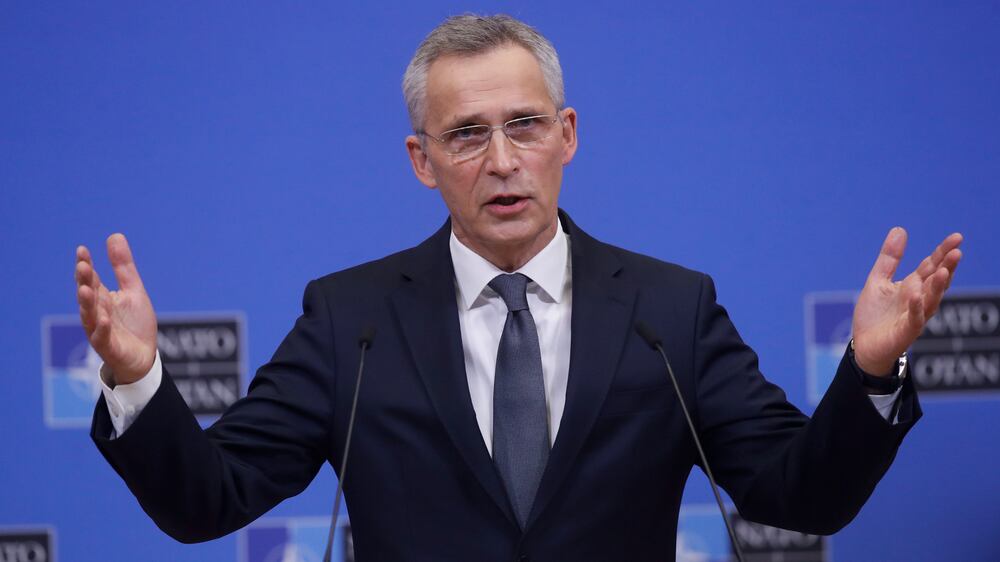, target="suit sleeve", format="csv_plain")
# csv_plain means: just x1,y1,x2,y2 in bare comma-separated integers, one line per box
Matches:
691,274,920,535
90,280,337,543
